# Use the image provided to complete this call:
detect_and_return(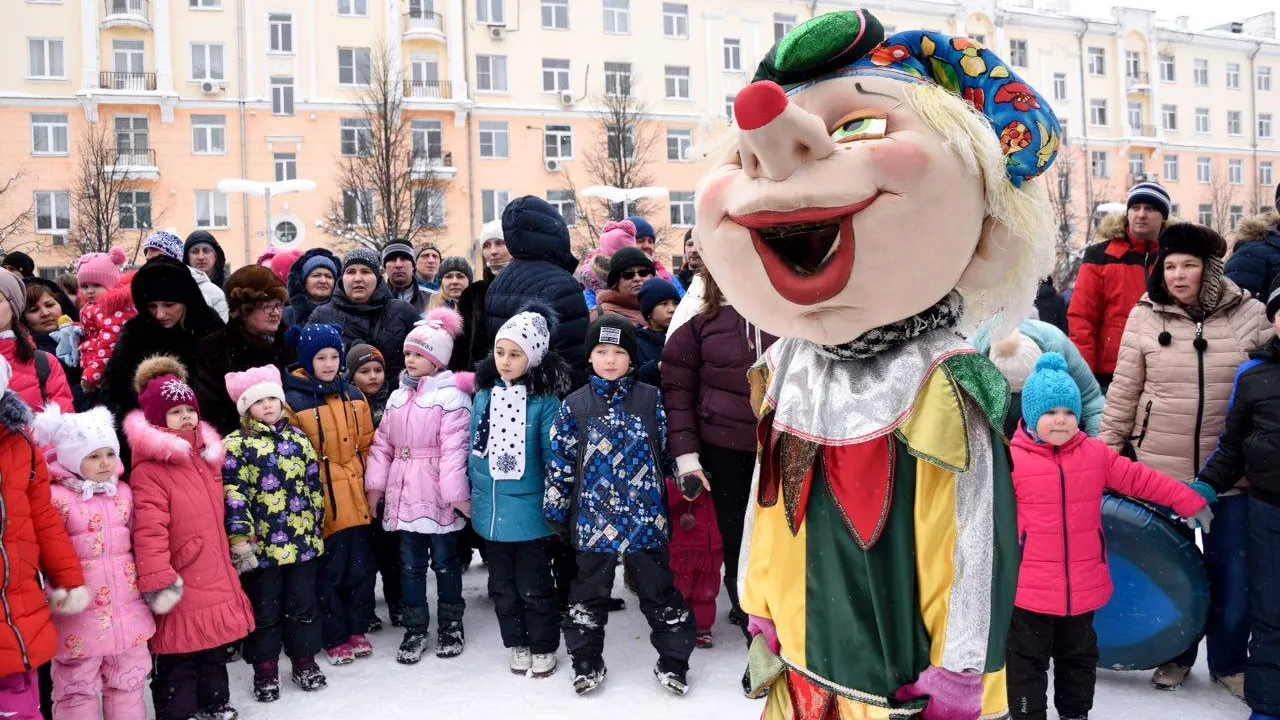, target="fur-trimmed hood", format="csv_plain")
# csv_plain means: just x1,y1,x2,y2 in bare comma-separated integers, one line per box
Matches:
122,410,224,470
1098,211,1171,243
0,391,33,435
1234,211,1280,245
474,349,573,399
